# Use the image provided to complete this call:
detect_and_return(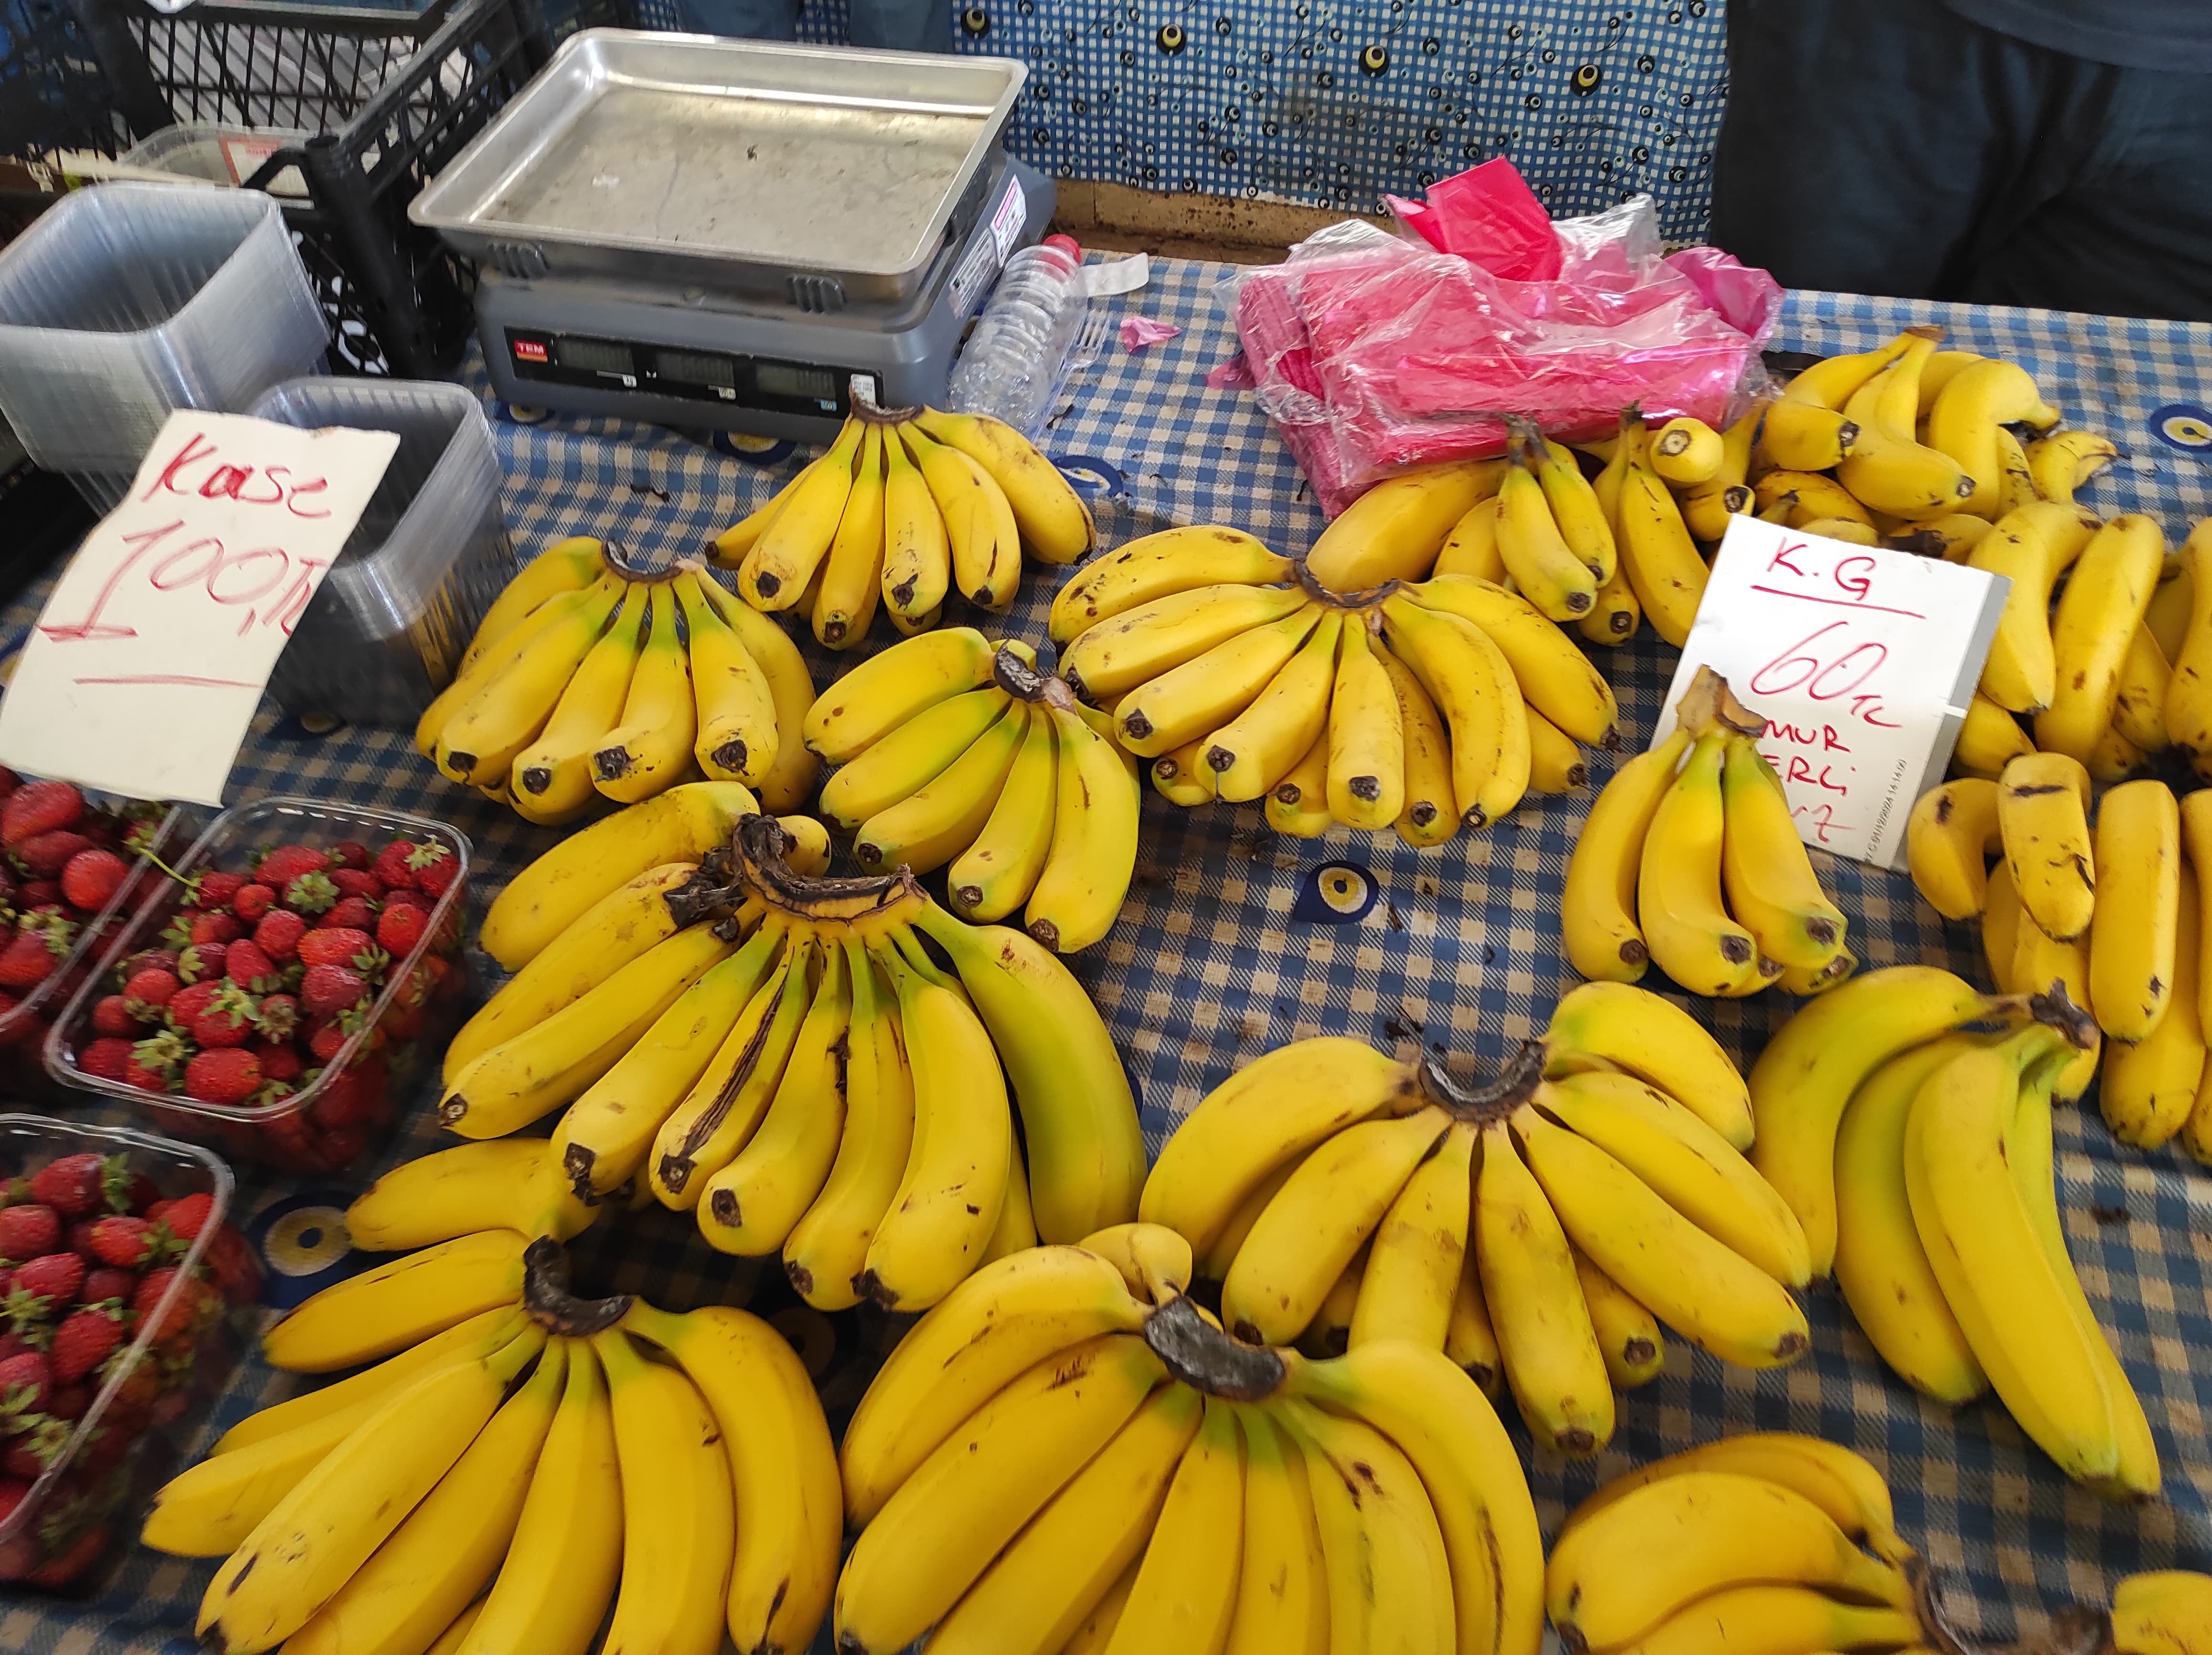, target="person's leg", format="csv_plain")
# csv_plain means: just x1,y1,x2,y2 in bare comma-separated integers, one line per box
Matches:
1957,65,2212,322
1710,0,2049,298
845,0,950,51
679,0,799,39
